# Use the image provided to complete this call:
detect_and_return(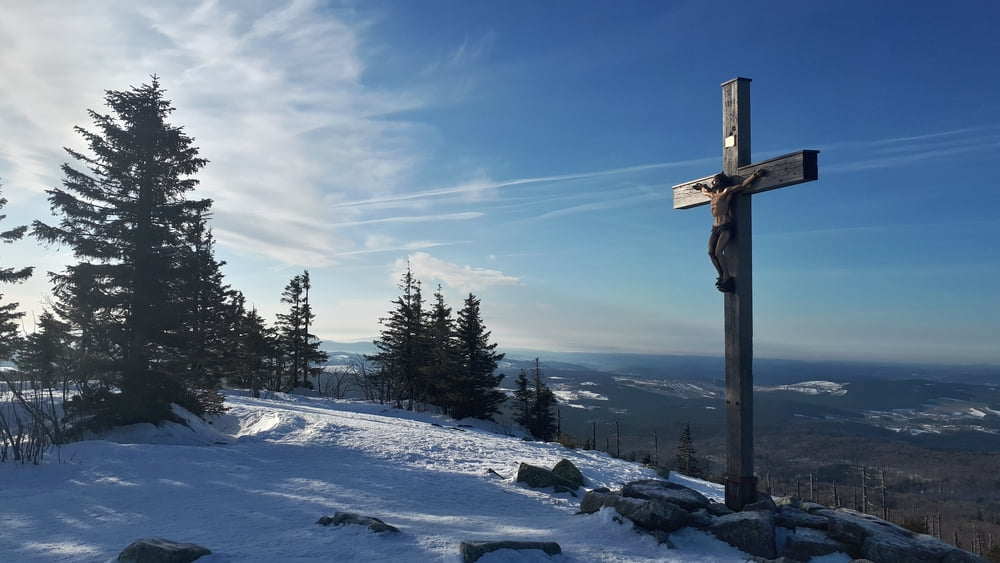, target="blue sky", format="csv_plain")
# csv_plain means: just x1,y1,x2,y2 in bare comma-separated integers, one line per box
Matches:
1,1,998,365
